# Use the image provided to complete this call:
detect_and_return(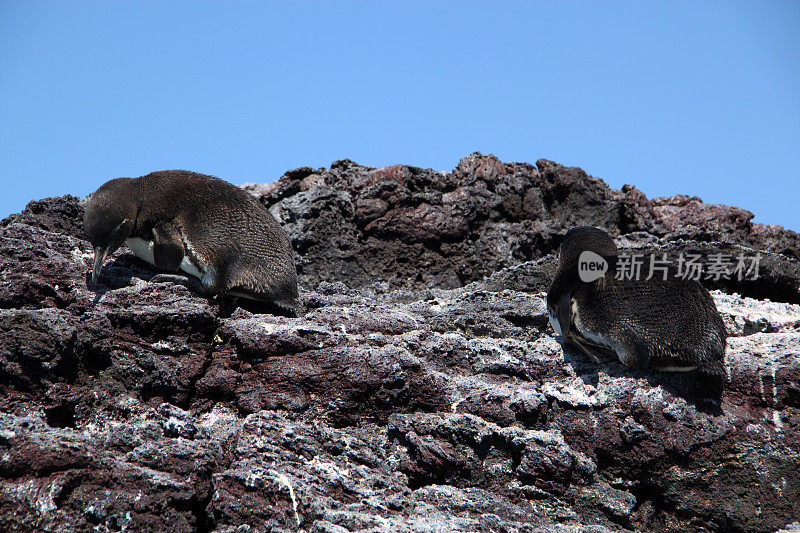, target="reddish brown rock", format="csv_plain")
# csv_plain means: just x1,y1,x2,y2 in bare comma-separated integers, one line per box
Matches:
1,155,799,532
653,194,755,236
